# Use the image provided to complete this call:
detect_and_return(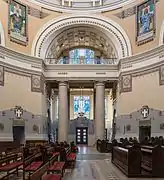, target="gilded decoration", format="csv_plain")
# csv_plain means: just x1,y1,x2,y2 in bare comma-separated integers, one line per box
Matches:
31,74,41,93
121,74,132,93
136,0,156,46
0,66,4,86
8,0,28,45
159,65,164,85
